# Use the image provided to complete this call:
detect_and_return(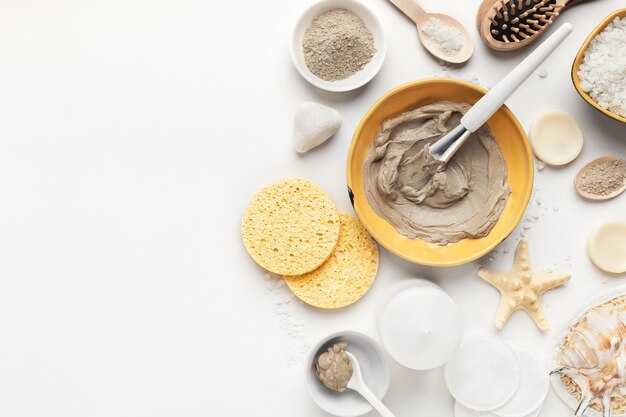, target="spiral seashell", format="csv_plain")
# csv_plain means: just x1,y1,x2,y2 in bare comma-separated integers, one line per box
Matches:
552,296,626,417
